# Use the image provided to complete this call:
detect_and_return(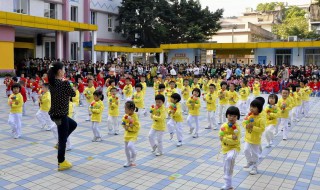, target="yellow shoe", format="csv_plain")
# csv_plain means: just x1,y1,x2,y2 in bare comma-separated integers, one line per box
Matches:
58,160,72,171
54,144,58,149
